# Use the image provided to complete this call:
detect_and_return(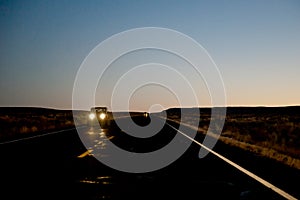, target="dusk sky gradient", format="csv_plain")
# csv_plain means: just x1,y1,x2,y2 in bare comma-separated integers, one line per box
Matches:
0,0,299,110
